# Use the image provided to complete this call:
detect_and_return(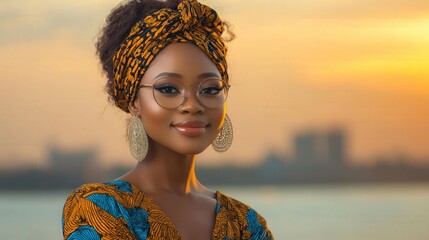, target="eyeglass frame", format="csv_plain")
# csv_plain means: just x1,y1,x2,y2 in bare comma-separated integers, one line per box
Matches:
138,78,231,109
